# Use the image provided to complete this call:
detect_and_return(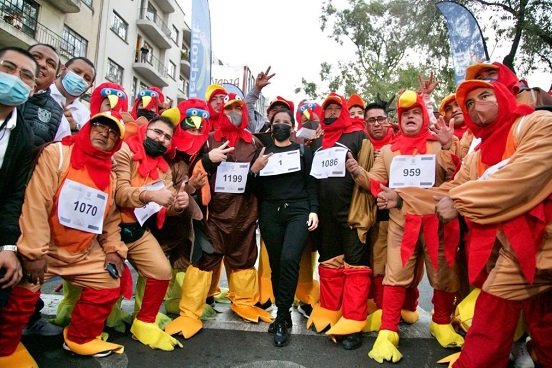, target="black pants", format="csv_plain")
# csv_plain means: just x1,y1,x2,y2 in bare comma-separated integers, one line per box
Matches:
259,201,310,319
318,210,367,266
0,287,9,310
